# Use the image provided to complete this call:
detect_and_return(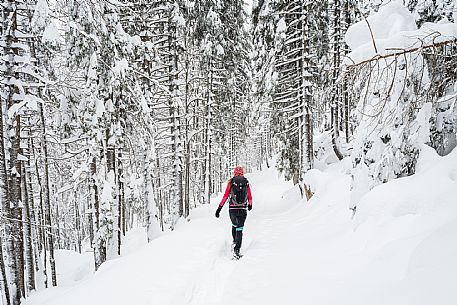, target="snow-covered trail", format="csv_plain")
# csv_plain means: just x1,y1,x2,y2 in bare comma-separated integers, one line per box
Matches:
23,163,357,305
23,151,457,305
24,164,298,305
180,165,296,305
